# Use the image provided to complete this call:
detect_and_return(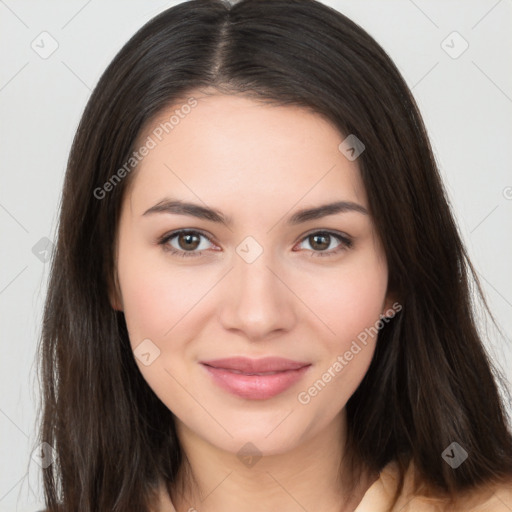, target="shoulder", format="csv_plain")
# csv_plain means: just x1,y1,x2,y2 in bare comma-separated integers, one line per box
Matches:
356,461,512,512
455,479,512,512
